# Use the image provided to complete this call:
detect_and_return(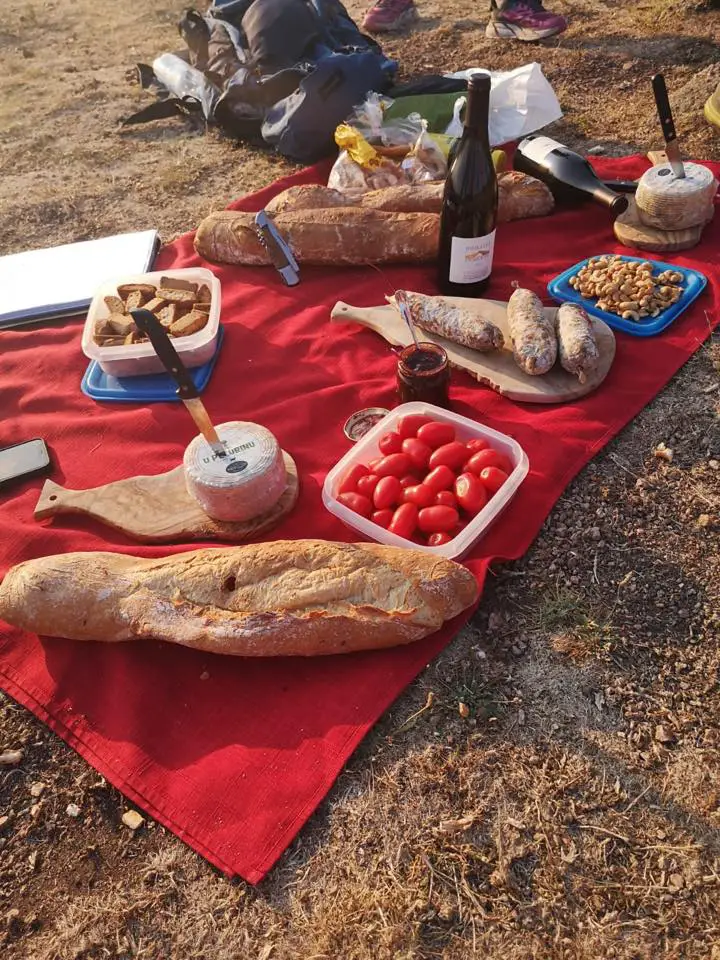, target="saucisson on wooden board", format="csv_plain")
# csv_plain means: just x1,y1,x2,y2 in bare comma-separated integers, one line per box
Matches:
34,453,298,544
331,296,615,404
